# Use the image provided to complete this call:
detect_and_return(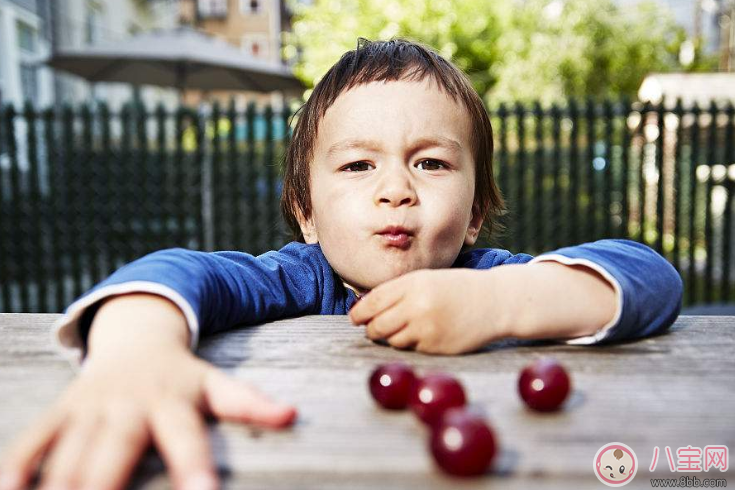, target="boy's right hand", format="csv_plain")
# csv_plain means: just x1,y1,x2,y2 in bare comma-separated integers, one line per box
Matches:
0,295,297,490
